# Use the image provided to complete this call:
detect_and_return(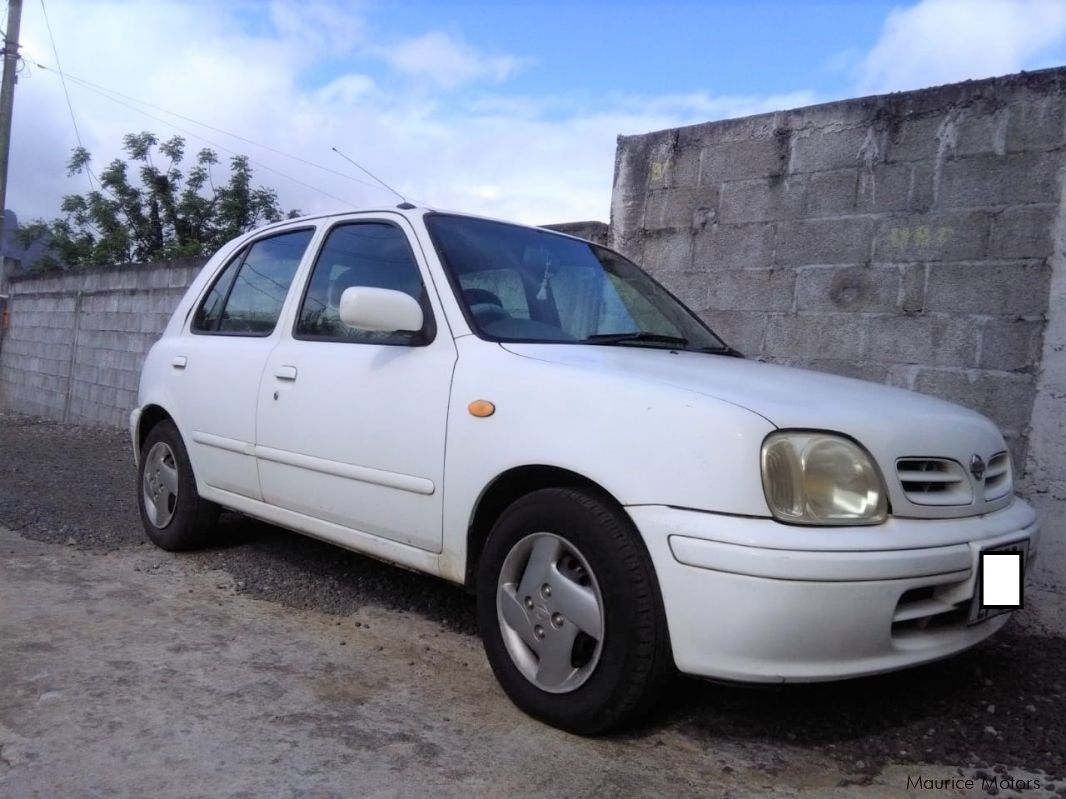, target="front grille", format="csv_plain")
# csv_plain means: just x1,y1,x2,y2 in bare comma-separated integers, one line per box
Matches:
983,452,1012,501
896,458,972,506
